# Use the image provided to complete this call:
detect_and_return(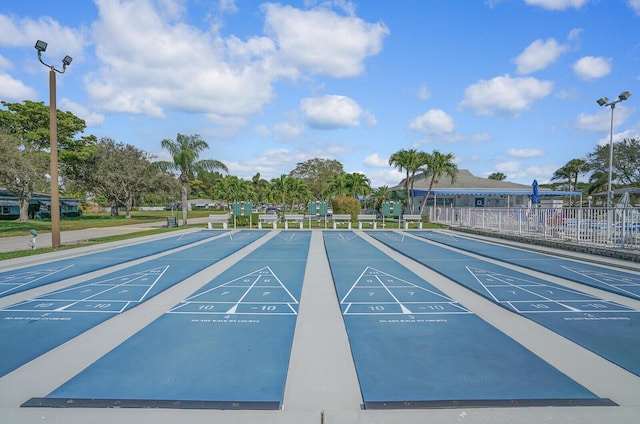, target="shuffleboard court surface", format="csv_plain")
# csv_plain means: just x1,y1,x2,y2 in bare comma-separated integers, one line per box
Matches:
25,231,311,410
369,231,640,377
323,232,609,409
410,231,640,301
0,230,222,298
0,231,265,378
